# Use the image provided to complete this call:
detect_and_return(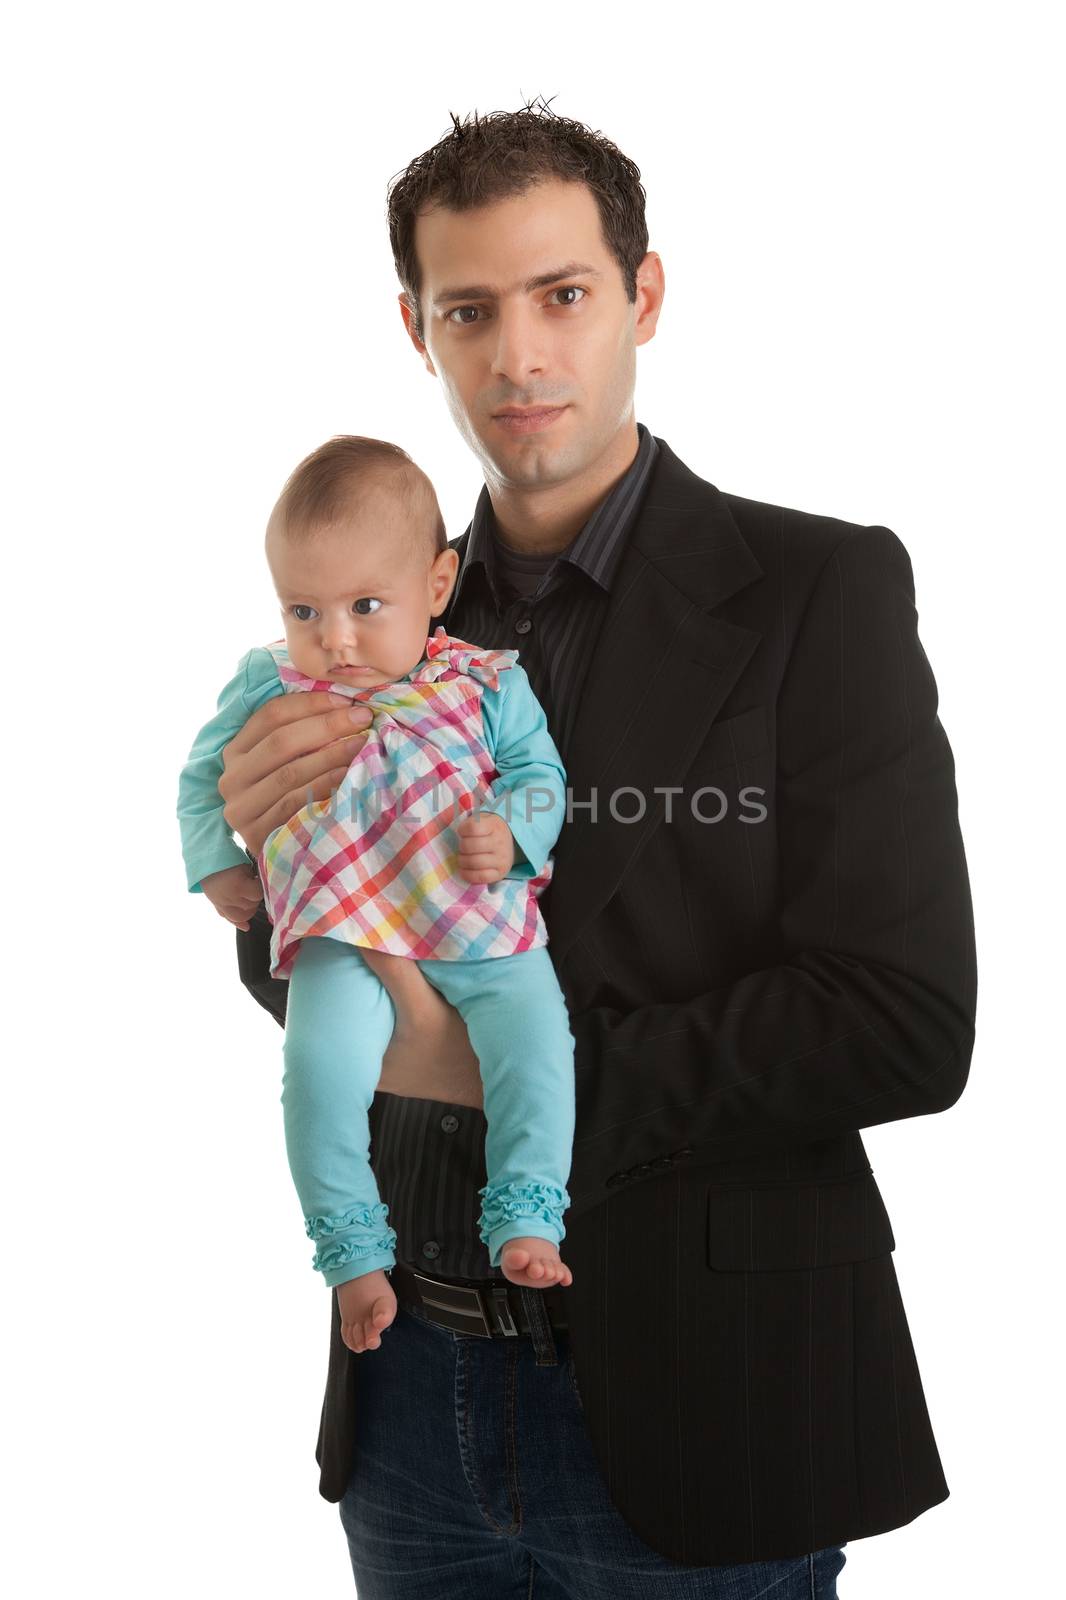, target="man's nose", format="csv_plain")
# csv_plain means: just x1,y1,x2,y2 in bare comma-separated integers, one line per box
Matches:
489,303,546,385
